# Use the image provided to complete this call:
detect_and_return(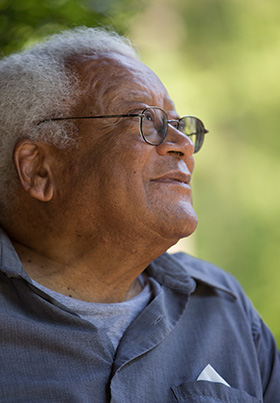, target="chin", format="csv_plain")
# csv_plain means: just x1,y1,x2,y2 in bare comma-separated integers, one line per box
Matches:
157,208,198,242
175,203,198,235
176,214,198,239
